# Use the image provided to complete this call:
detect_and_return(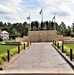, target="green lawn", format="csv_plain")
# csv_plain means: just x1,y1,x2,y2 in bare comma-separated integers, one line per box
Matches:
0,45,17,54
64,44,74,50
